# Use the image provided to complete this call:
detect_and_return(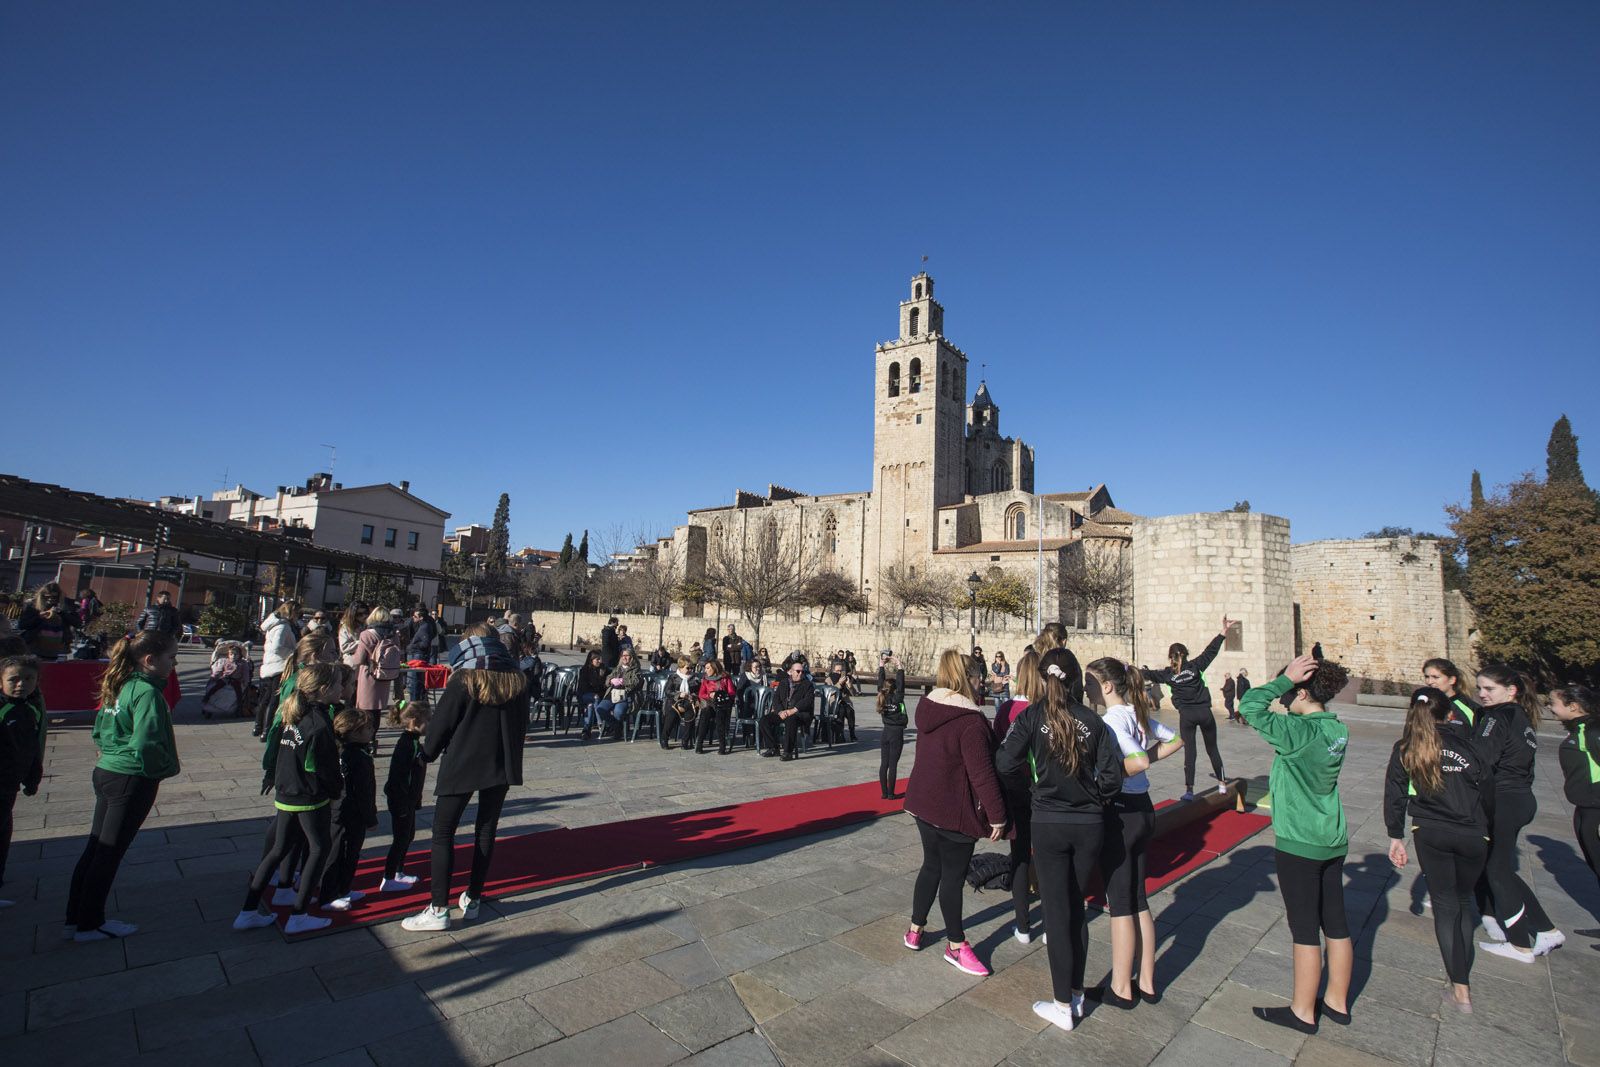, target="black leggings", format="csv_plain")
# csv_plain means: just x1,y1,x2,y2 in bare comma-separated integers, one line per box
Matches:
879,722,905,796
1006,787,1034,928
1413,825,1489,985
911,818,977,943
245,806,331,914
1102,795,1155,917
1275,850,1348,945
0,785,17,890
66,769,160,931
1180,712,1224,791
386,808,417,879
1034,819,1103,1001
1575,807,1600,891
1476,791,1553,949
255,673,282,735
694,704,730,751
319,820,366,902
431,785,509,909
